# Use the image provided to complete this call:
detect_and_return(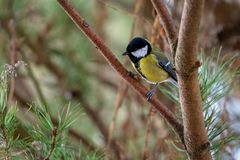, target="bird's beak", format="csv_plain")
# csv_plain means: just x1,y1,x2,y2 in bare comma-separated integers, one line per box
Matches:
122,51,129,56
